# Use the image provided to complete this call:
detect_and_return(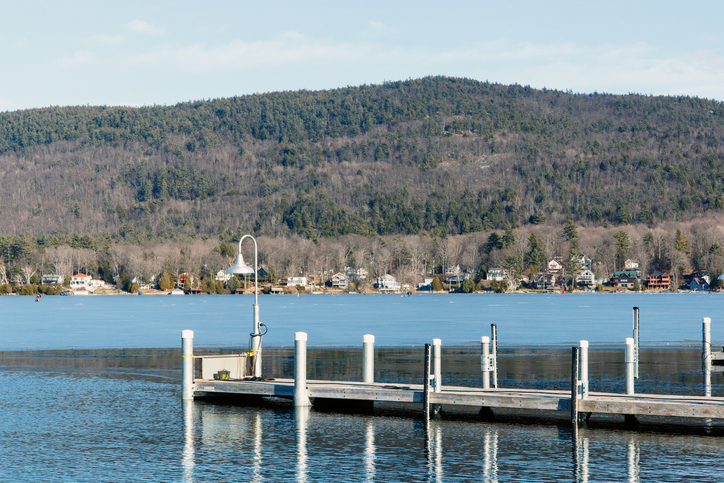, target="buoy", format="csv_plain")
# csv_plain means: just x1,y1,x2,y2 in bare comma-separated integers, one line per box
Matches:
35,294,40,302
562,289,566,294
